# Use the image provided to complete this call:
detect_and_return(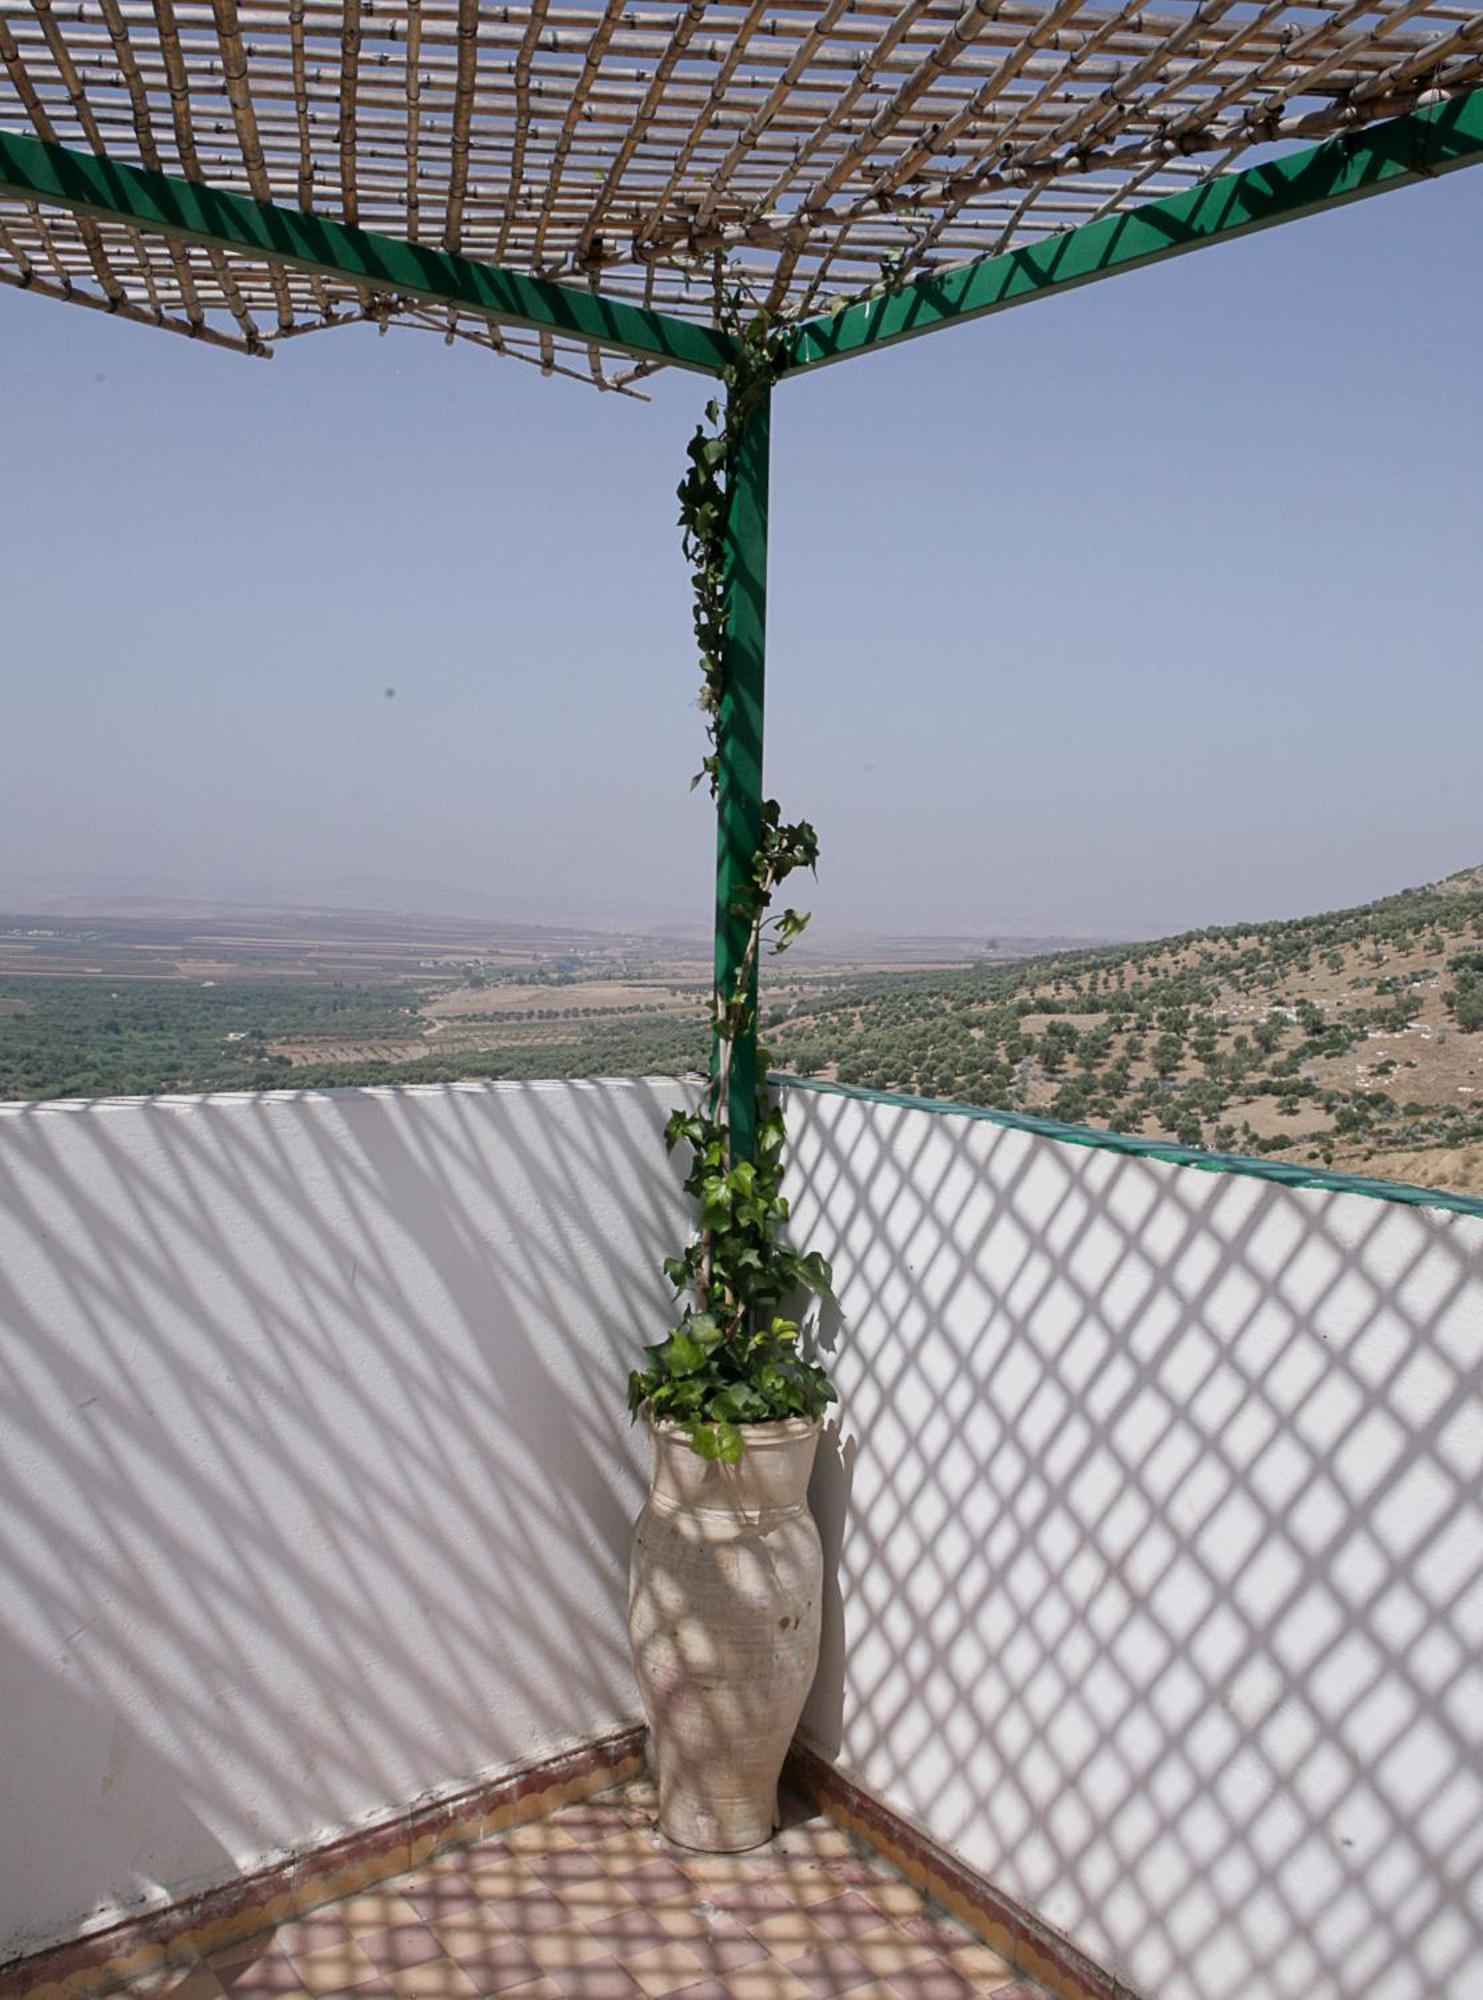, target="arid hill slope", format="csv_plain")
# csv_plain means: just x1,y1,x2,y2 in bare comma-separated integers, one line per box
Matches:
769,866,1483,1197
